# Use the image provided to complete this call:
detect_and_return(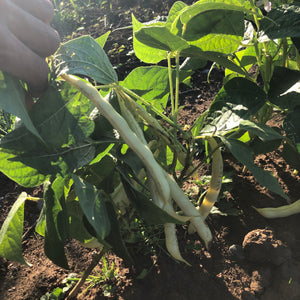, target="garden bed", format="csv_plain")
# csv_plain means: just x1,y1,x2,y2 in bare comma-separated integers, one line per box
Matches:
0,0,300,299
